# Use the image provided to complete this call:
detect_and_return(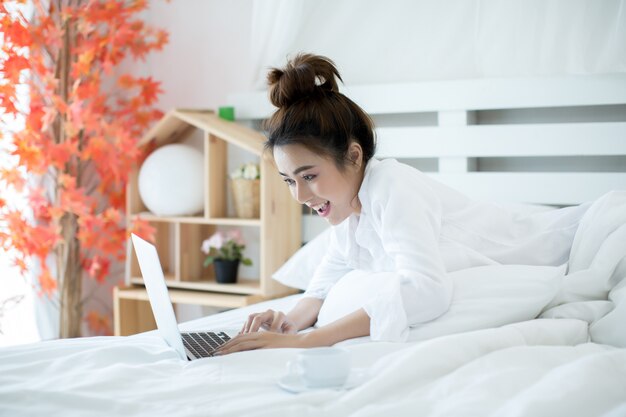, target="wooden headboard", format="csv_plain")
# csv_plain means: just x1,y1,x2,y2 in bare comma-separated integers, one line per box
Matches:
229,74,626,241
